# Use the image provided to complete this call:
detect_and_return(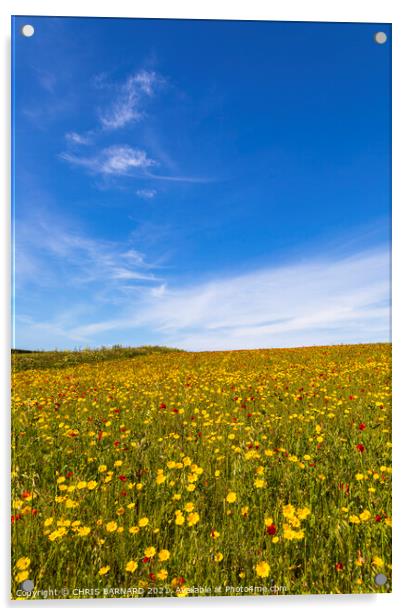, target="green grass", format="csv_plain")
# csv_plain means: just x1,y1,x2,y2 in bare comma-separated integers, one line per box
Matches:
11,345,183,373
